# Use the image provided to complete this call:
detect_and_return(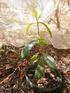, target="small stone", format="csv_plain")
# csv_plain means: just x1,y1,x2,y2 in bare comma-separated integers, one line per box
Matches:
37,78,48,86
38,84,44,88
13,84,18,89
